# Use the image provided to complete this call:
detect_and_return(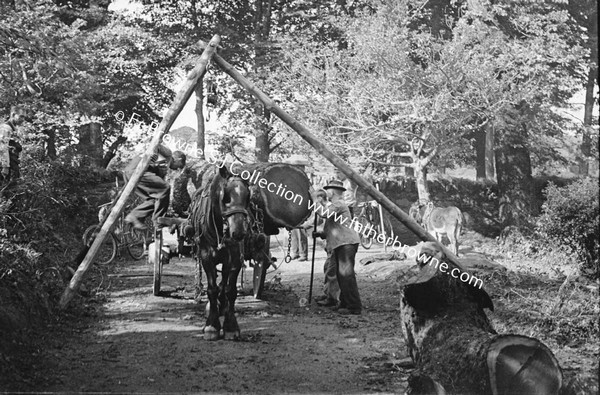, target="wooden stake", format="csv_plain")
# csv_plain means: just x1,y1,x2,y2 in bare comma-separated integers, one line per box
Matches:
59,35,222,309
205,45,471,275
